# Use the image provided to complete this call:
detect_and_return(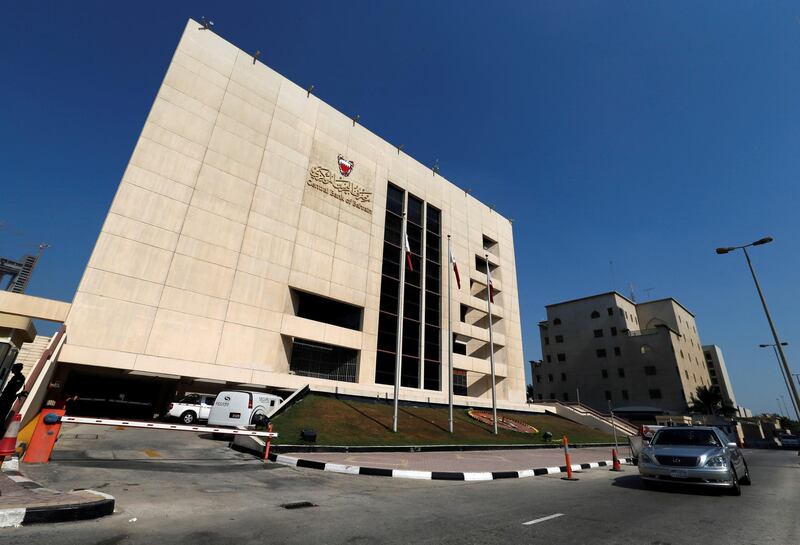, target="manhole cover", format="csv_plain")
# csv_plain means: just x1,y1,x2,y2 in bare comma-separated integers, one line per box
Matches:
281,501,317,510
